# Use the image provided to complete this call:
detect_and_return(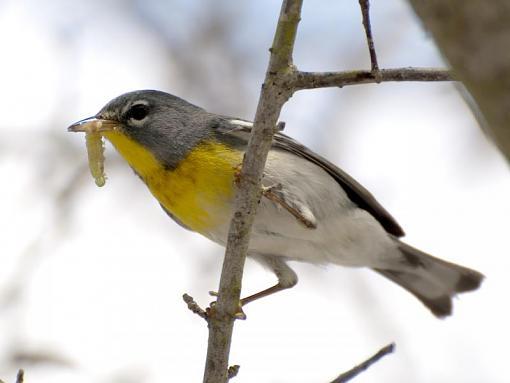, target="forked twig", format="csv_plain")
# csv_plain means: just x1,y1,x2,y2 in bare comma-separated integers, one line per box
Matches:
201,0,454,381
